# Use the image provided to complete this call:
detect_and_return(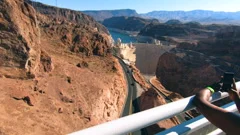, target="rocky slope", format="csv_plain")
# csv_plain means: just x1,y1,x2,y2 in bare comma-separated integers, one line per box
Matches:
156,49,219,97
103,16,159,31
156,47,240,97
195,26,240,64
26,0,112,56
139,22,220,40
82,9,138,22
0,0,126,134
154,23,240,97
0,0,40,78
177,25,240,77
140,88,180,134
165,19,182,25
